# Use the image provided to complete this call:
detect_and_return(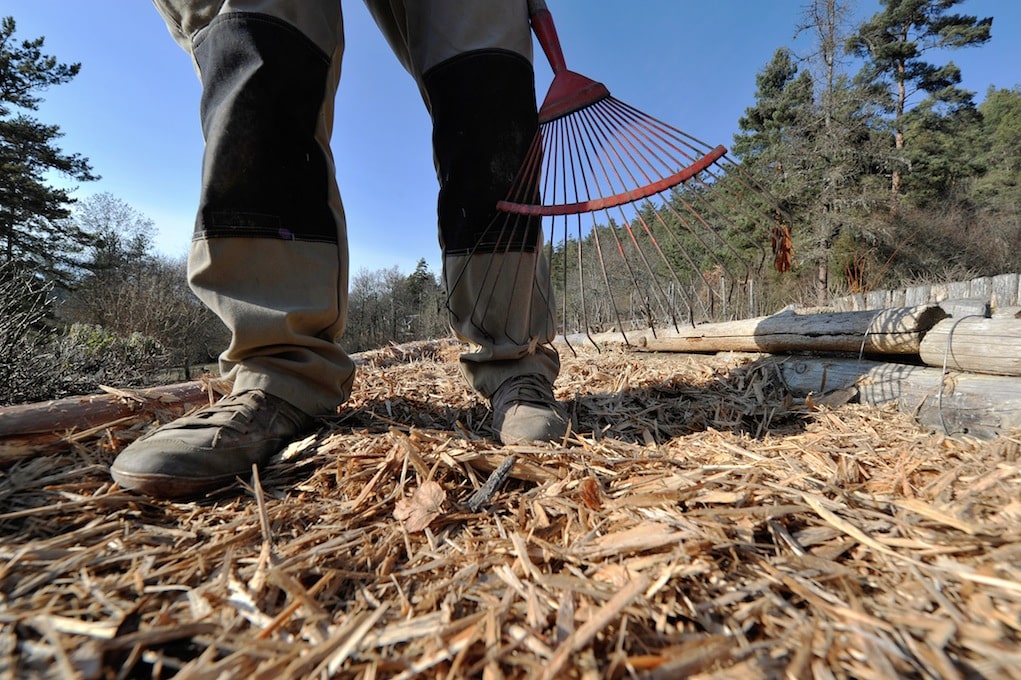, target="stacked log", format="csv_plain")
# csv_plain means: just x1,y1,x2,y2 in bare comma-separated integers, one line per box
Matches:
0,380,227,463
625,302,1021,439
637,305,948,356
918,317,1021,376
774,357,1021,440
